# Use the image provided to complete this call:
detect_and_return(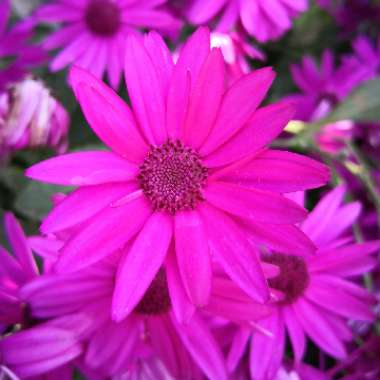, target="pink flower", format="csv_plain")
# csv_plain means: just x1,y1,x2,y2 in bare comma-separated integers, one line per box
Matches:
26,28,329,319
227,186,380,379
187,0,309,42
0,77,70,161
0,213,38,327
0,0,46,90
34,0,182,89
